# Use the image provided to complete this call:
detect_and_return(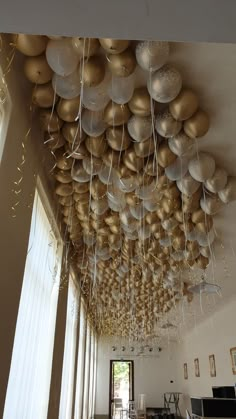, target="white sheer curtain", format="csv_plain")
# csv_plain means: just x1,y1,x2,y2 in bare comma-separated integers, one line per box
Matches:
74,302,87,419
4,186,62,419
59,274,80,419
83,324,91,419
88,332,95,419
